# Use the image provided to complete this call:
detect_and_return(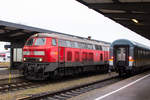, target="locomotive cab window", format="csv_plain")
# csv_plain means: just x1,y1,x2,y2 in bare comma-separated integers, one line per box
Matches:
52,38,57,46
26,38,35,46
35,38,46,46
